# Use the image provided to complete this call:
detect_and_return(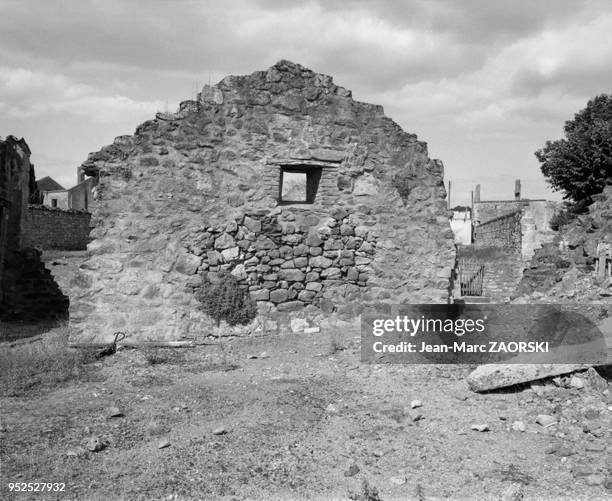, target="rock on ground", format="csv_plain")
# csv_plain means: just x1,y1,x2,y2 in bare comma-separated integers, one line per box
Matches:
466,364,592,392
